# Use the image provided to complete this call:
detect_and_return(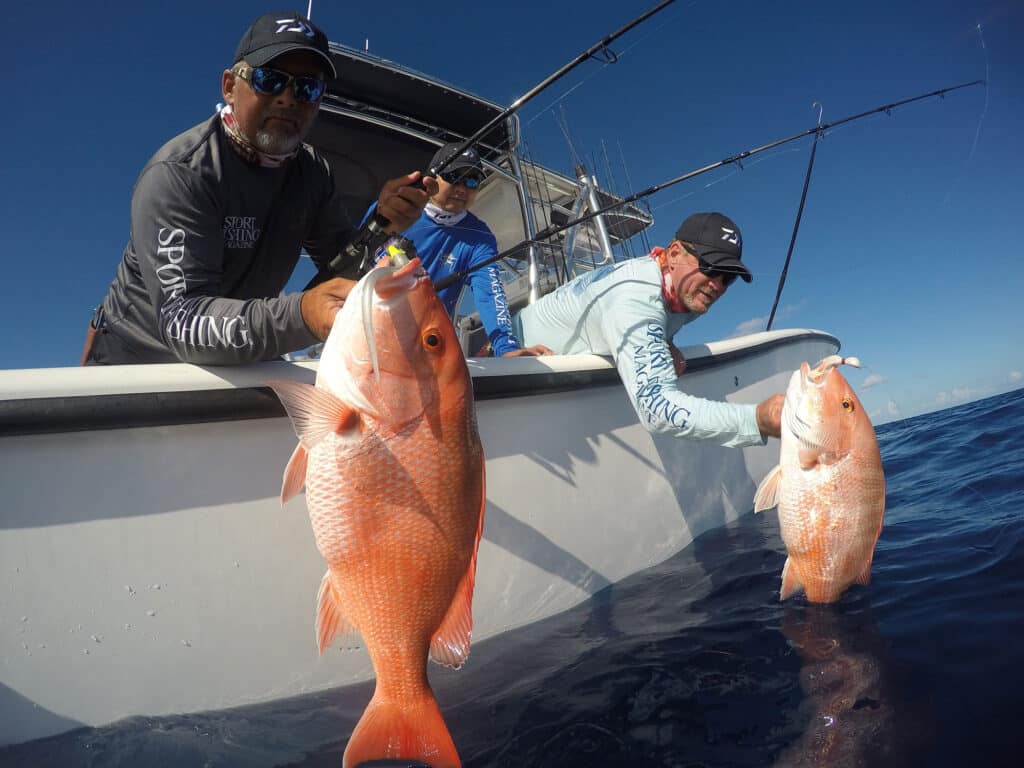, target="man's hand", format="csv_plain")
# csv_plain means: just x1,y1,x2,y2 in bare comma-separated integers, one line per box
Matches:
756,394,785,439
378,171,438,232
502,344,555,358
301,277,356,340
